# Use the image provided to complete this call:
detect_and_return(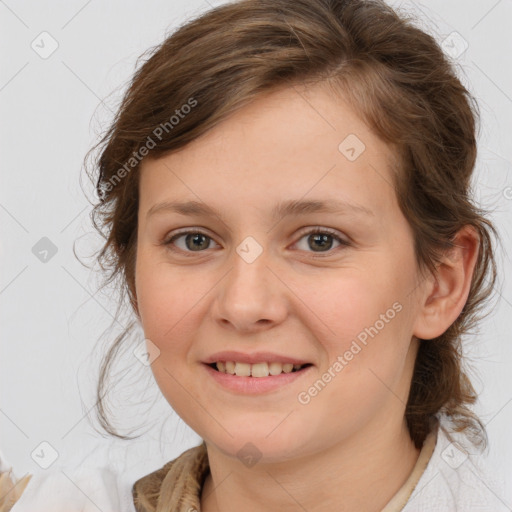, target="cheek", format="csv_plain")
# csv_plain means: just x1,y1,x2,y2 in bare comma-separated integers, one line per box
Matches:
311,271,411,381
306,296,410,430
135,257,196,350
135,256,221,382
312,273,398,339
135,260,202,412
